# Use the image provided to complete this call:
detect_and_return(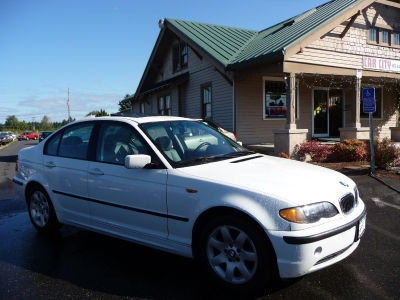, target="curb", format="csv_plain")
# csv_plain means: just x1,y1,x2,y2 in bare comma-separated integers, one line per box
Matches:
0,139,17,150
369,173,400,194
